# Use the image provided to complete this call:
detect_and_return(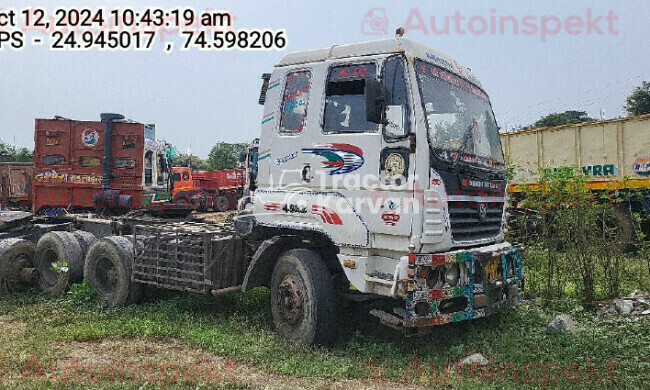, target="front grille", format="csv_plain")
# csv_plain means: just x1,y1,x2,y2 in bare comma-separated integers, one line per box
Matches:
448,201,503,242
